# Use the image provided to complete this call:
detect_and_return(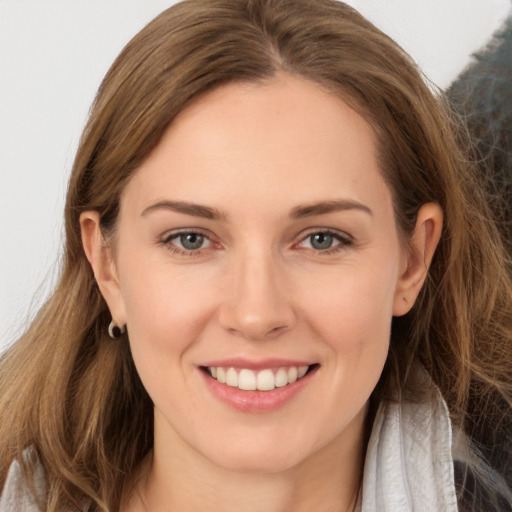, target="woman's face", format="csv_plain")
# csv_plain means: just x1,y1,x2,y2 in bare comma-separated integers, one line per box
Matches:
102,74,413,473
